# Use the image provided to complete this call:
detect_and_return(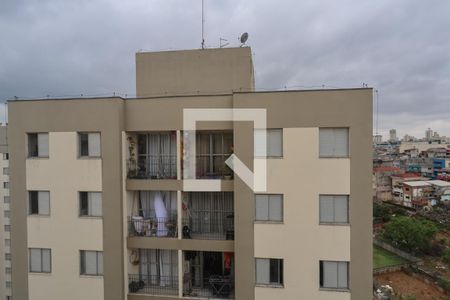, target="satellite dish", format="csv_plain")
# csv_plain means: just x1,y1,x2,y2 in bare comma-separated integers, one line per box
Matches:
240,32,249,45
